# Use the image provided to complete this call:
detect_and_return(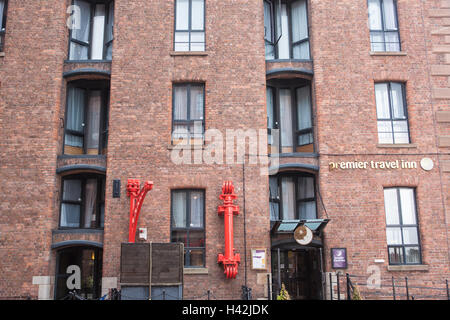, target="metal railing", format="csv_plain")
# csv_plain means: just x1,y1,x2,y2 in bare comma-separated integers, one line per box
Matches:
330,273,450,300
